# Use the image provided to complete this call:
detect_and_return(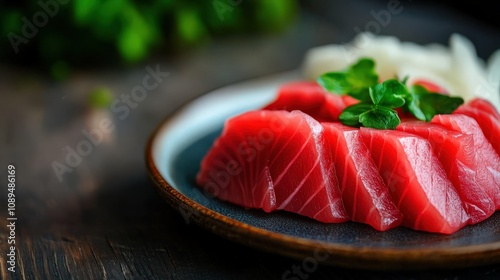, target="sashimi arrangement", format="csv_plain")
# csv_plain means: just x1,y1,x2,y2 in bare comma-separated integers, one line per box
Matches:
196,39,500,234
